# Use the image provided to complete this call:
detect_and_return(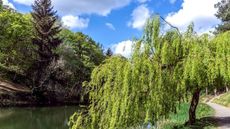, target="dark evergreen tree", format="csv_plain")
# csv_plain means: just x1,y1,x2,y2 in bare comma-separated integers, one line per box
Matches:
105,48,113,57
215,0,230,33
30,0,62,101
31,0,62,63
